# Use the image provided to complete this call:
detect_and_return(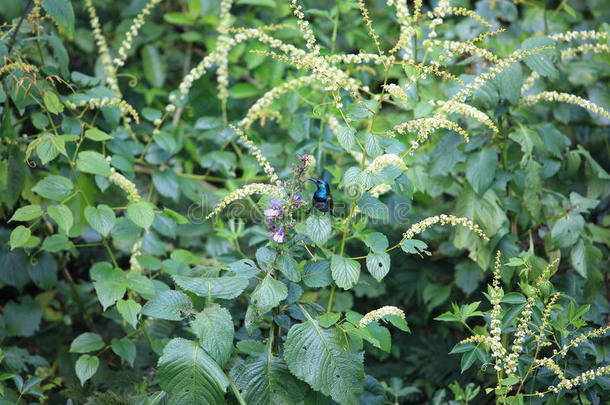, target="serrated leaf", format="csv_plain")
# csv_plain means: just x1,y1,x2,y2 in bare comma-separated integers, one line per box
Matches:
75,355,99,385
142,290,192,321
157,338,228,405
47,204,73,234
363,232,388,253
76,151,111,176
521,37,558,78
336,126,356,150
231,352,308,405
284,317,364,404
172,275,249,300
330,255,360,289
10,205,43,222
127,201,155,229
306,215,331,245
116,299,141,328
318,312,341,328
551,214,584,248
365,252,390,282
84,204,116,237
495,62,523,104
302,260,332,288
466,149,498,195
191,306,234,367
278,255,300,282
251,275,288,316
70,332,104,353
